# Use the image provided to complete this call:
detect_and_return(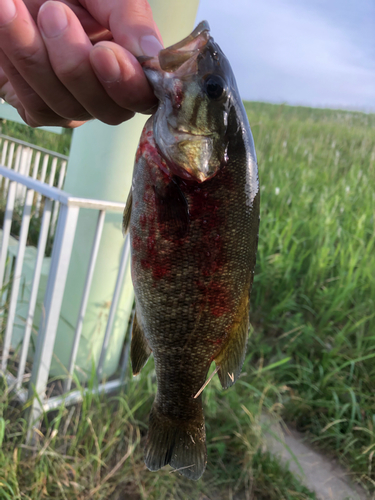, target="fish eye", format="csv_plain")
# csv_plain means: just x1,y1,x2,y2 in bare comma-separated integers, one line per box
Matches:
203,75,226,100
